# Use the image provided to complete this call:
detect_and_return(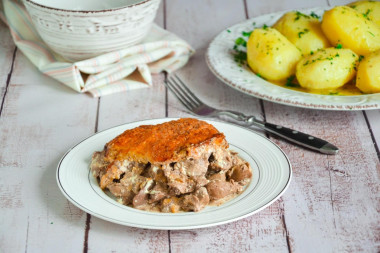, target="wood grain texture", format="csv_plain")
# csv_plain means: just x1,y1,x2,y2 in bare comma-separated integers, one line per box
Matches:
326,0,380,157
0,22,15,90
96,0,166,132
0,52,98,252
165,0,263,120
96,74,166,131
328,0,354,6
247,0,380,252
0,21,16,118
83,4,170,253
0,0,379,252
87,217,169,253
170,201,289,253
327,0,380,157
165,0,287,252
263,104,380,252
246,0,328,16
365,110,380,156
86,75,170,253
